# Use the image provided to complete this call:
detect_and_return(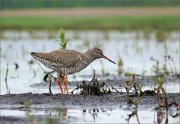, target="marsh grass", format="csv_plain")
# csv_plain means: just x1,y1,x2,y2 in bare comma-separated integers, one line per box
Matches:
143,27,153,40
58,28,68,49
153,75,169,123
1,16,179,31
124,74,143,103
117,57,124,76
127,102,140,124
164,55,177,74
125,74,142,123
154,75,168,110
155,30,170,42
151,55,178,76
